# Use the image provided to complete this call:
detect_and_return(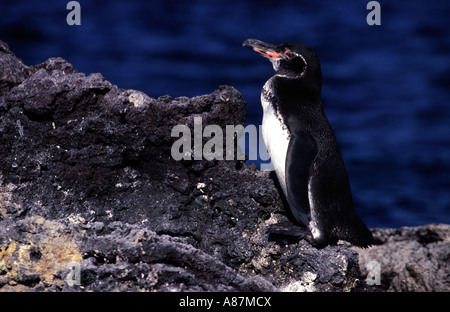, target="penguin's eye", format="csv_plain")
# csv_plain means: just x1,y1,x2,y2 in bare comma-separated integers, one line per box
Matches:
284,50,296,59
